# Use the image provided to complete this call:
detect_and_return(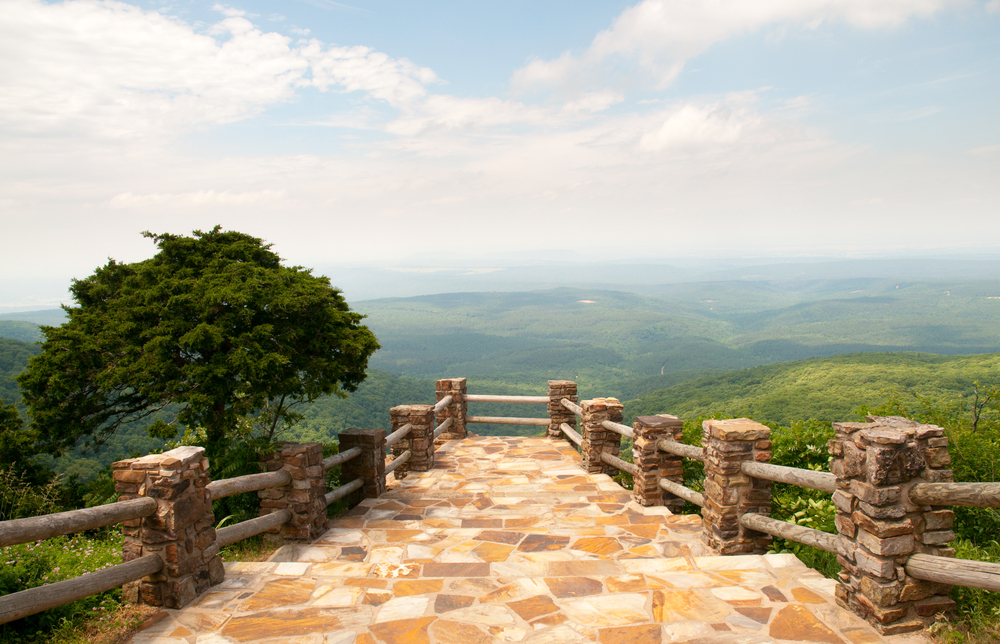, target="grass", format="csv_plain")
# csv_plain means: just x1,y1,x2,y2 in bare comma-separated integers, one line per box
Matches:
0,531,127,643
